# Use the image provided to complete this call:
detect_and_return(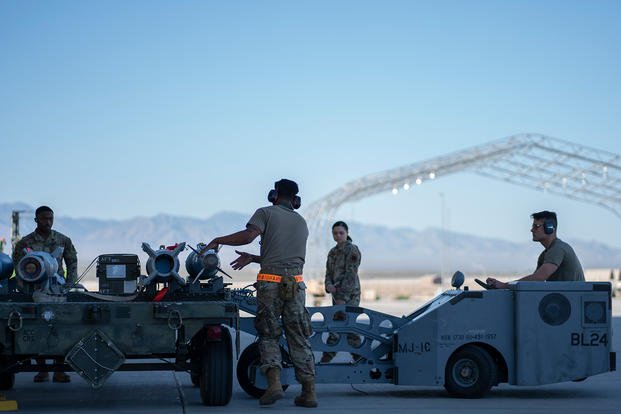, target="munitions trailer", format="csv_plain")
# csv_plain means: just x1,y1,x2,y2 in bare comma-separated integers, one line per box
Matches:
0,243,239,406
